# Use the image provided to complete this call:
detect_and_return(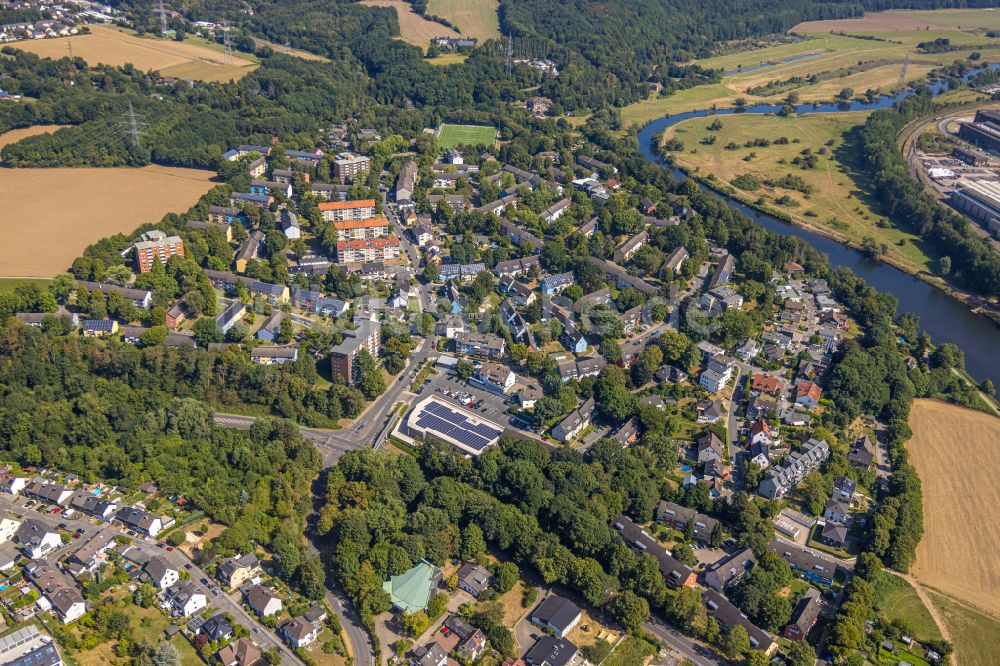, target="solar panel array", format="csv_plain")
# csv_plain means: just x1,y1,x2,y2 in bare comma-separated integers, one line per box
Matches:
416,400,502,452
